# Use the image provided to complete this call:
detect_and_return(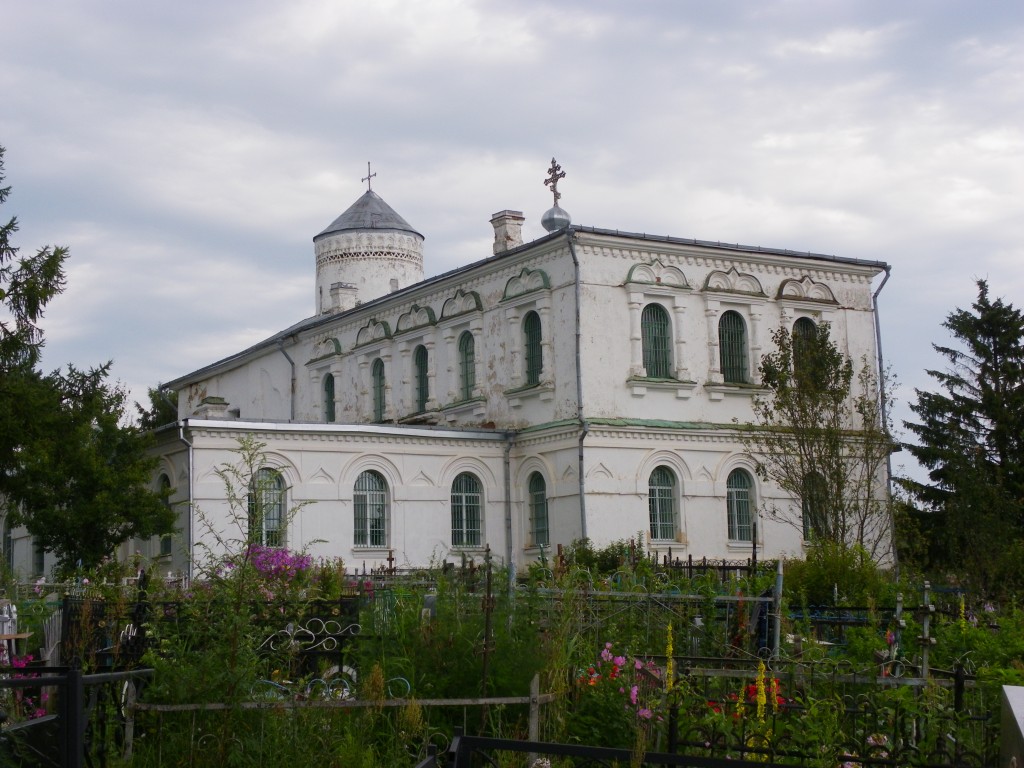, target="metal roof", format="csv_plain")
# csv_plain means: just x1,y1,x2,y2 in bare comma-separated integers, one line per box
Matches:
314,190,423,241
